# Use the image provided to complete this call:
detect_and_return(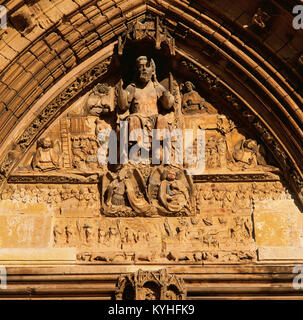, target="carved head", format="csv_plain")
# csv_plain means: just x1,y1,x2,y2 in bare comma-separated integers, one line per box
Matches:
244,139,258,151
39,137,53,149
135,56,156,84
184,81,195,92
166,169,176,181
